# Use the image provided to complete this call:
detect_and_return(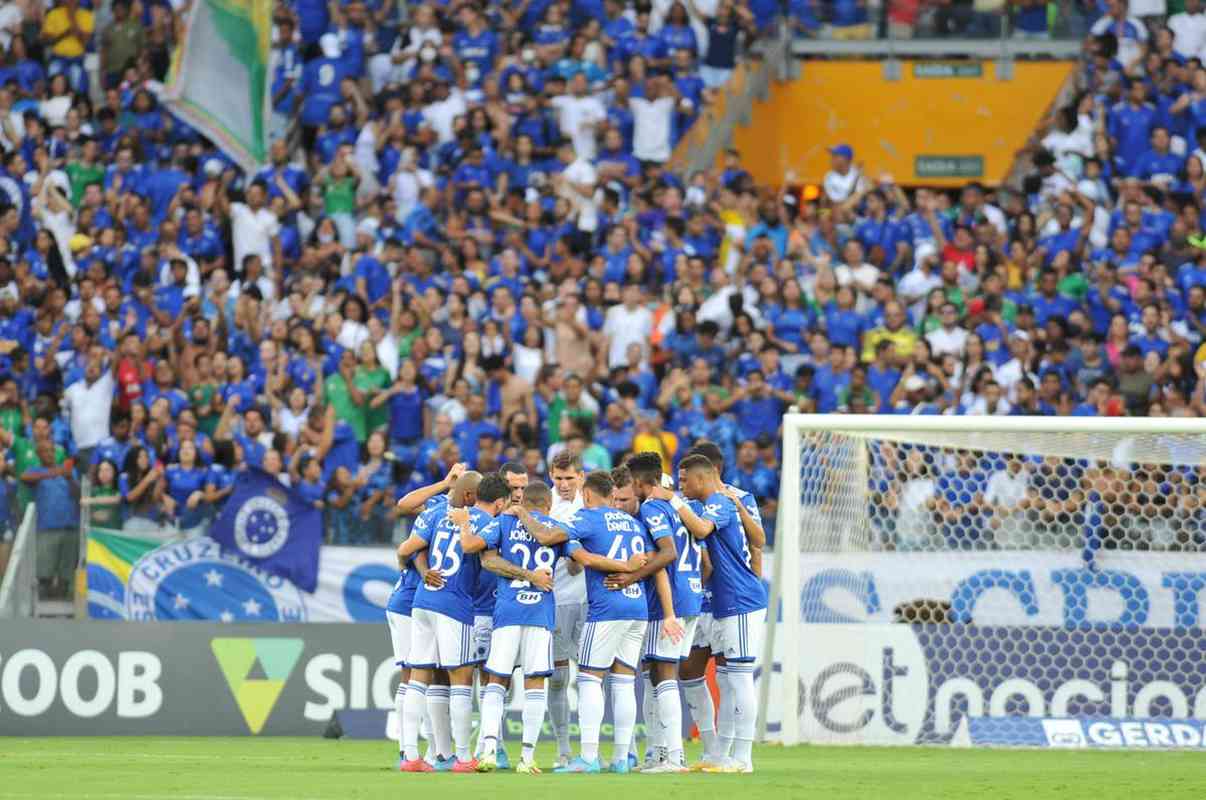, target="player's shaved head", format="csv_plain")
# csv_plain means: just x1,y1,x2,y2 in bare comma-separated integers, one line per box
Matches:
450,471,483,507
679,453,713,475
582,471,615,505
689,441,725,474
522,481,553,512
